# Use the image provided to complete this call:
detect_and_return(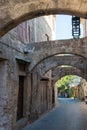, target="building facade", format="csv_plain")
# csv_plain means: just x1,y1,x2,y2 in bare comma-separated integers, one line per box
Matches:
0,15,56,130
